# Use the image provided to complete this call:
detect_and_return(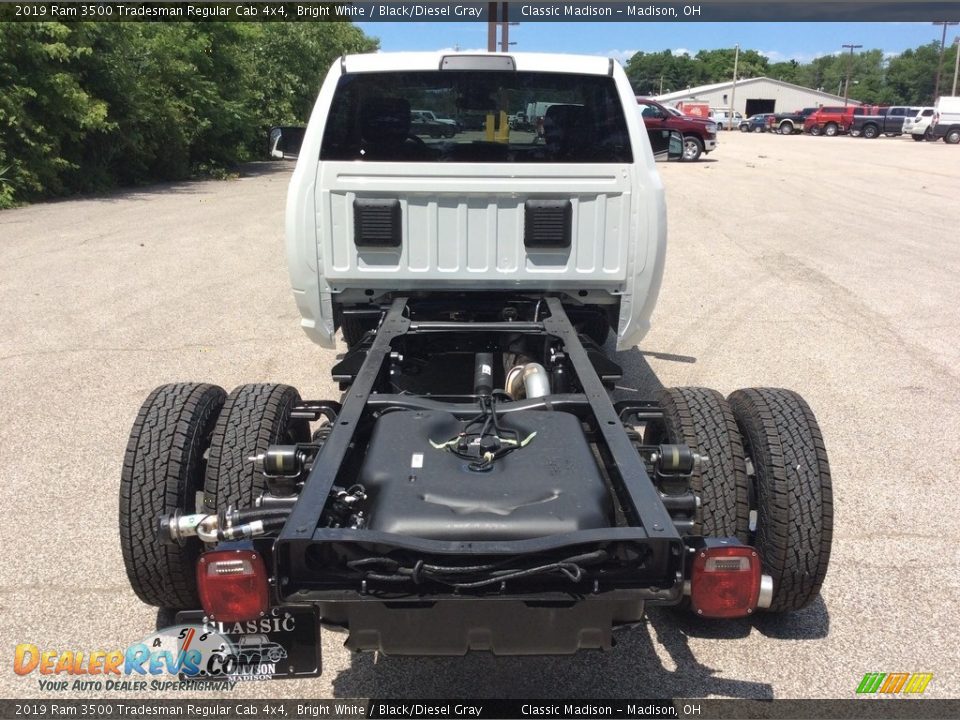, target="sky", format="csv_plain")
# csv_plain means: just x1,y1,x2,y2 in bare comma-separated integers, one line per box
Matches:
357,22,959,64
